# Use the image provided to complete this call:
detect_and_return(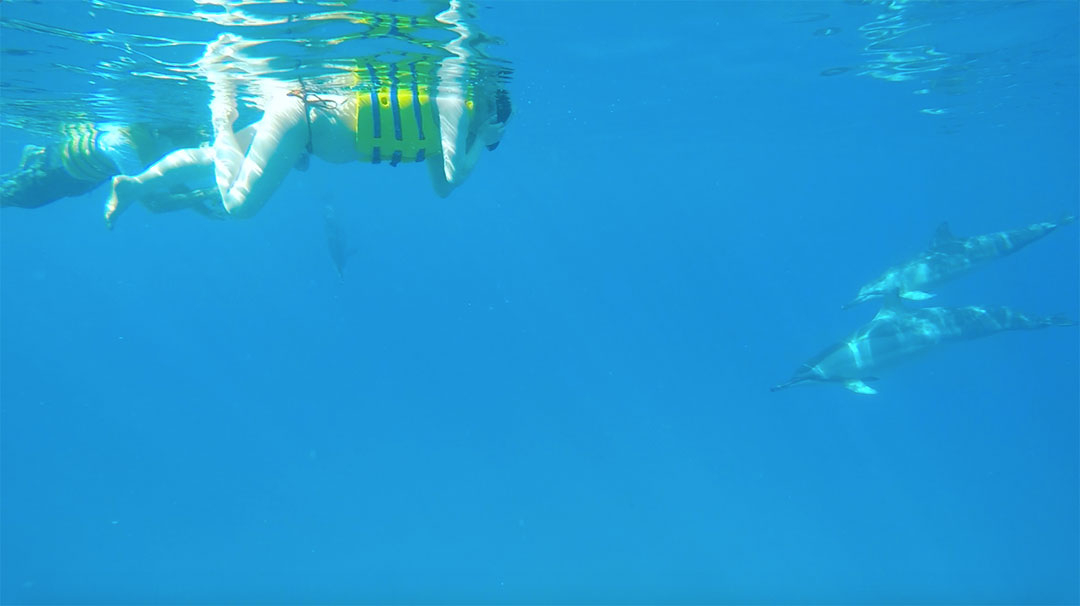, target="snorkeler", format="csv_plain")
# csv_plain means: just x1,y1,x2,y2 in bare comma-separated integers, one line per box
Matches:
0,122,210,211
104,5,511,229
